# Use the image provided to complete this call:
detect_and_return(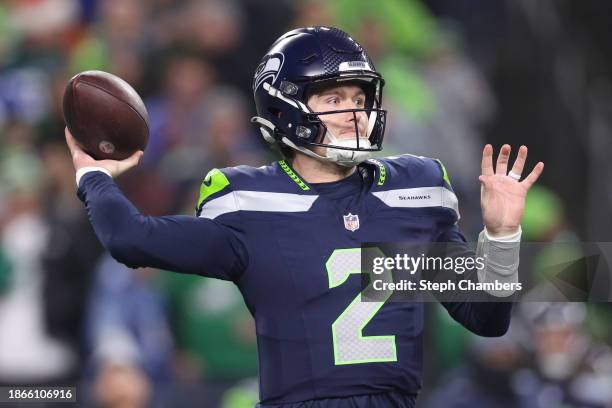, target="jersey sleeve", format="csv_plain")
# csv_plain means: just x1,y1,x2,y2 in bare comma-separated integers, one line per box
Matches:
77,171,248,281
432,160,513,337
